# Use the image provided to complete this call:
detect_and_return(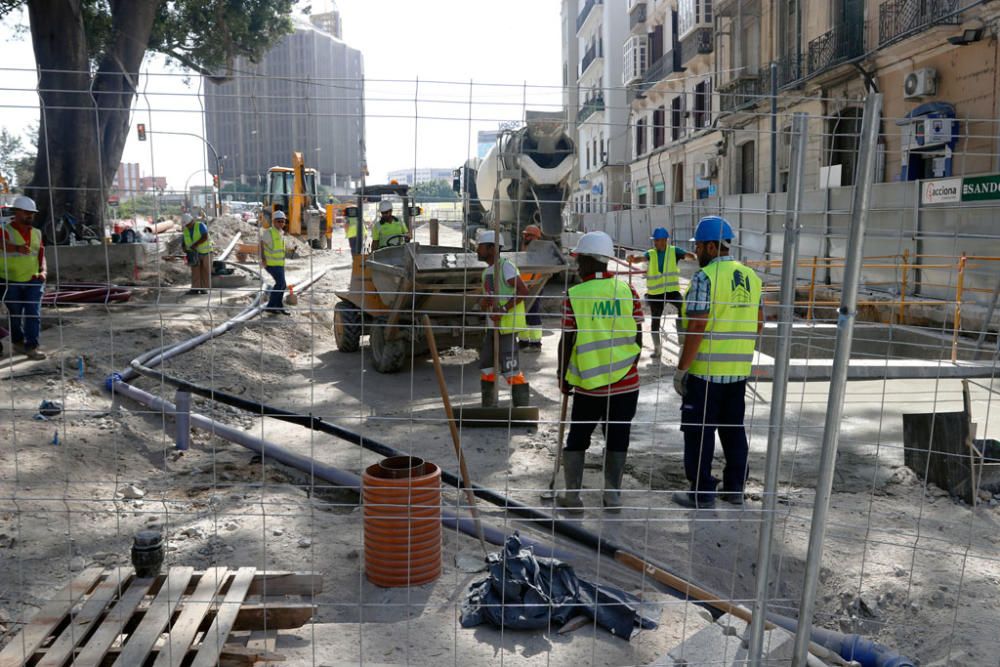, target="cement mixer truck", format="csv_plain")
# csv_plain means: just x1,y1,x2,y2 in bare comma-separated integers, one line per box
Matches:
454,111,575,249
